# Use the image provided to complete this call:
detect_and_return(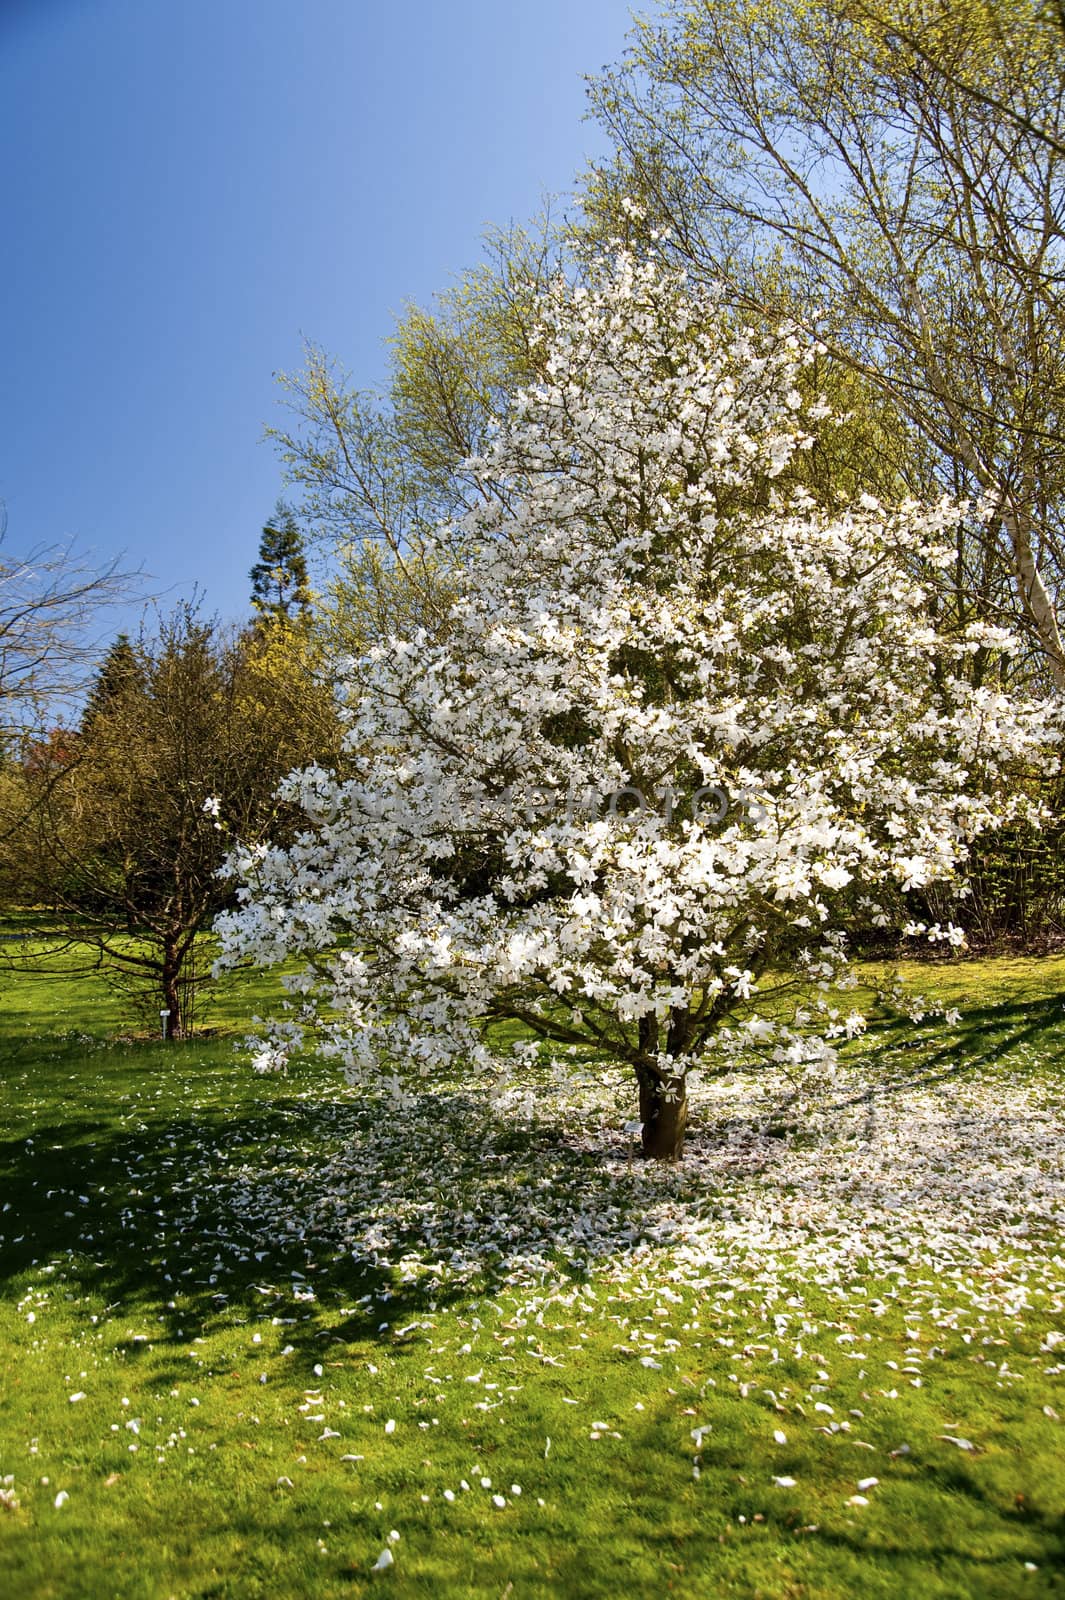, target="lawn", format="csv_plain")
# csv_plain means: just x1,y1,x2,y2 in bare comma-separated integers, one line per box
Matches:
1,951,1063,1597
